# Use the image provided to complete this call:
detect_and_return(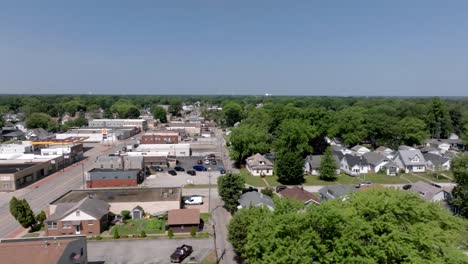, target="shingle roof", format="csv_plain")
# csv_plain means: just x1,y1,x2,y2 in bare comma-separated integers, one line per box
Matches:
397,150,426,166
318,185,355,200
168,209,200,225
305,155,340,169
279,187,320,204
407,181,445,201
246,153,273,169
343,154,368,167
362,152,388,166
375,146,393,153
351,145,370,152
423,153,450,167
239,192,274,209
47,196,110,221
